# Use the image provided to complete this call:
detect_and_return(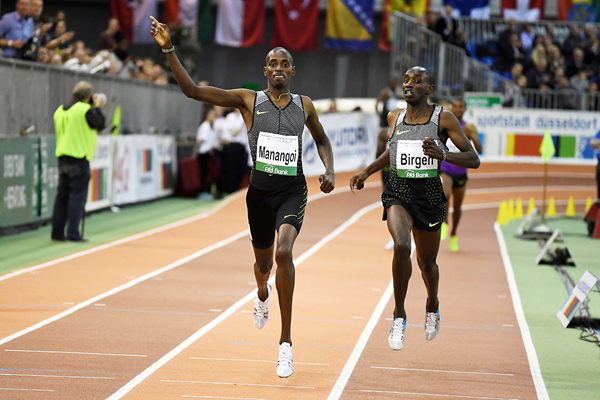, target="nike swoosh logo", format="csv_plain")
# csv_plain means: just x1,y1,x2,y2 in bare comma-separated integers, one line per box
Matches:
396,130,410,135
429,222,440,227
256,110,268,115
284,214,297,219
